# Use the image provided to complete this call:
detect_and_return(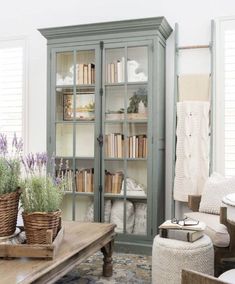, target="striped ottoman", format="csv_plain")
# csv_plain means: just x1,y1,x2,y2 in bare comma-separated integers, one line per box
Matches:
152,235,214,284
